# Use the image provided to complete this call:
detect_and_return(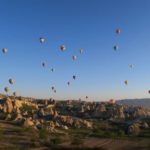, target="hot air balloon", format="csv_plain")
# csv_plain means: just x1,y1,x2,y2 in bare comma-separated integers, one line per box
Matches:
60,45,66,51
113,45,119,51
42,62,46,67
4,87,9,93
86,96,88,99
9,79,14,85
129,64,134,69
13,92,17,97
148,90,150,94
51,86,55,90
67,82,70,86
80,48,83,54
116,28,121,34
2,48,8,54
39,37,45,43
54,90,56,93
73,75,76,80
109,99,116,105
72,55,77,60
124,80,128,85
51,68,54,72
